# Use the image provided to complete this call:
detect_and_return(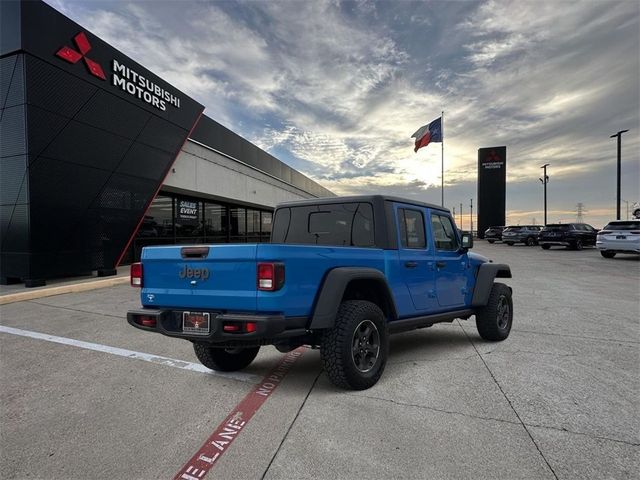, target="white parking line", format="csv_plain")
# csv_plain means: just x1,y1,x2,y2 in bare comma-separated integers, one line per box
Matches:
0,325,258,383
